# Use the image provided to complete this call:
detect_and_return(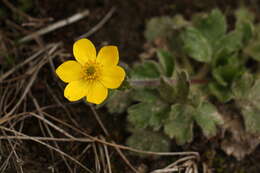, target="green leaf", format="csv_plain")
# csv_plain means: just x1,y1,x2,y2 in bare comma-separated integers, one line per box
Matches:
131,60,161,80
126,130,171,157
235,7,255,23
145,16,174,42
157,49,175,77
238,79,260,134
181,27,212,62
212,63,243,87
244,39,260,61
132,88,159,103
164,104,194,144
241,105,260,134
175,71,190,103
106,90,132,114
158,72,189,104
232,72,254,99
158,77,177,104
247,79,260,107
195,9,227,45
128,103,152,129
172,14,190,29
194,102,223,137
128,102,170,130
235,8,255,44
214,31,242,53
208,82,233,103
